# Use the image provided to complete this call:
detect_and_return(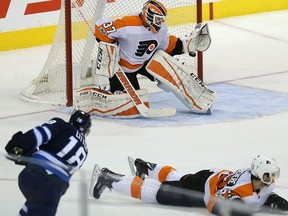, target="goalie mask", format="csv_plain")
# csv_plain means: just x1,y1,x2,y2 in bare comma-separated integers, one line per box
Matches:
141,0,167,34
251,155,280,185
69,110,92,136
